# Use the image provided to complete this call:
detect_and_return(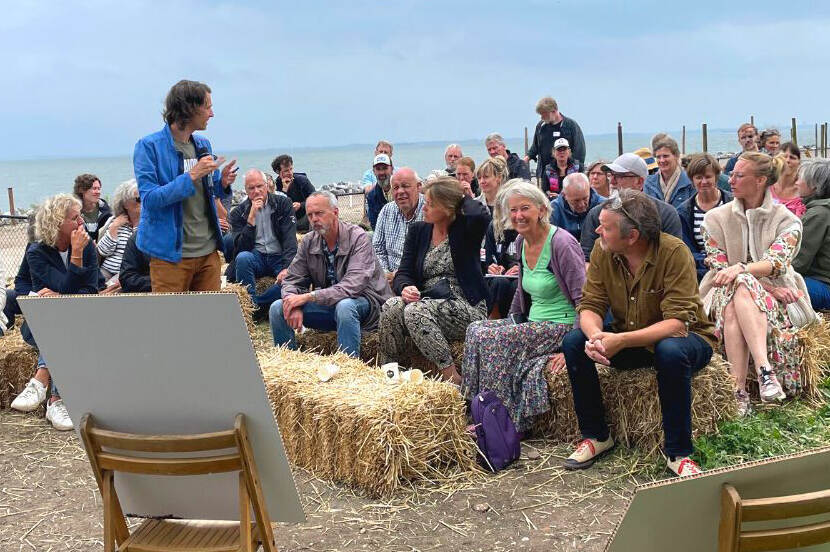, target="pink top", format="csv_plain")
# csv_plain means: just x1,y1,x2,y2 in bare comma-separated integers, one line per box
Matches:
770,187,806,218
